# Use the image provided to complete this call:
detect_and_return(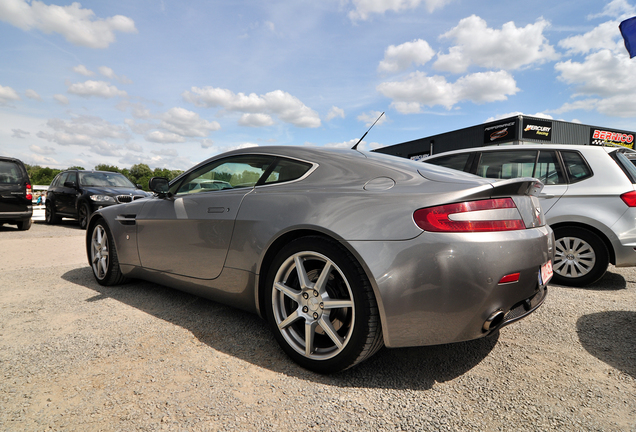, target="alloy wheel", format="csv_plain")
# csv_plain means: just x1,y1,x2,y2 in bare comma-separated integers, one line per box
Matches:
553,236,596,279
271,251,355,361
